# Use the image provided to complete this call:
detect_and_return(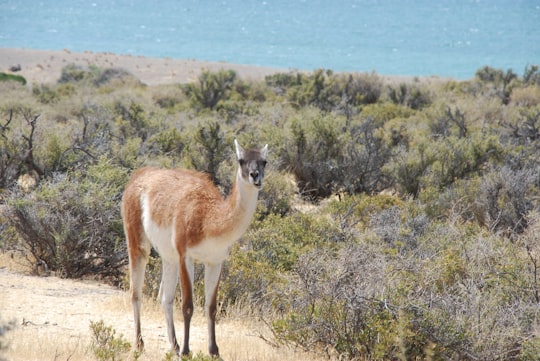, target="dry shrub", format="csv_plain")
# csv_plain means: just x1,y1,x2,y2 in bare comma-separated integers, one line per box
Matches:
270,201,540,360
478,165,538,234
511,86,540,107
3,158,128,281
